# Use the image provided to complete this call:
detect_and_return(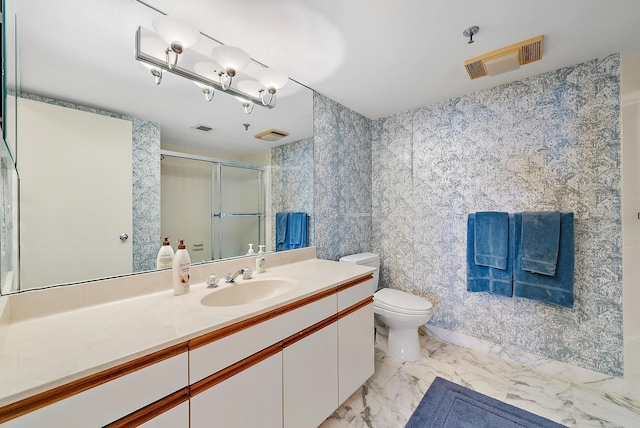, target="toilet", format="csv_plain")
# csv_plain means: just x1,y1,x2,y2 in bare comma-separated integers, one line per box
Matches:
339,253,433,362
